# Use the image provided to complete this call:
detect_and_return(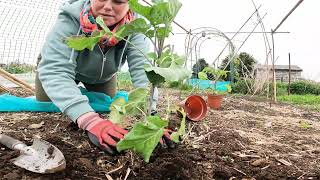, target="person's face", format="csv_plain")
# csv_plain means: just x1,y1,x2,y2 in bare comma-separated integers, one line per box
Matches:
91,0,129,27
